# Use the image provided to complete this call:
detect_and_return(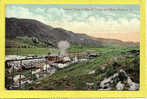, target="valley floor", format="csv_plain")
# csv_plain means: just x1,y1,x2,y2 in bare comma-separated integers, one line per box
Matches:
5,44,140,90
